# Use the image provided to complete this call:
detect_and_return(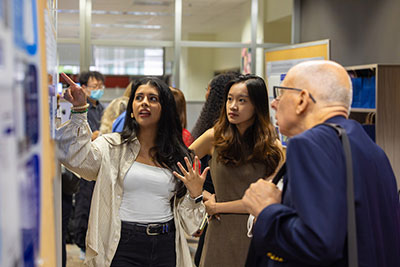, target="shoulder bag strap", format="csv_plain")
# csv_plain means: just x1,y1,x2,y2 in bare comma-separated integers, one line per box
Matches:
323,123,358,267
